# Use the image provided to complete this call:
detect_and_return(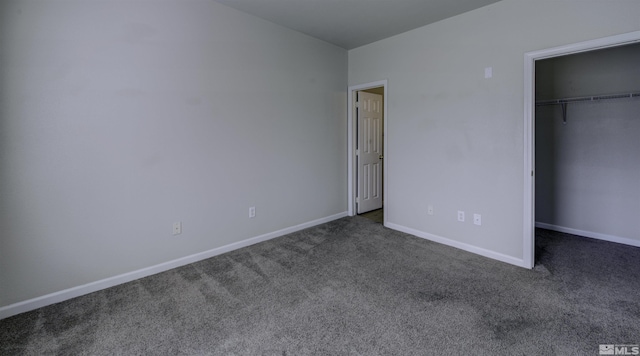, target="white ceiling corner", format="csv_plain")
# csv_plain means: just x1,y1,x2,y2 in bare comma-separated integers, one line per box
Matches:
213,0,503,49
